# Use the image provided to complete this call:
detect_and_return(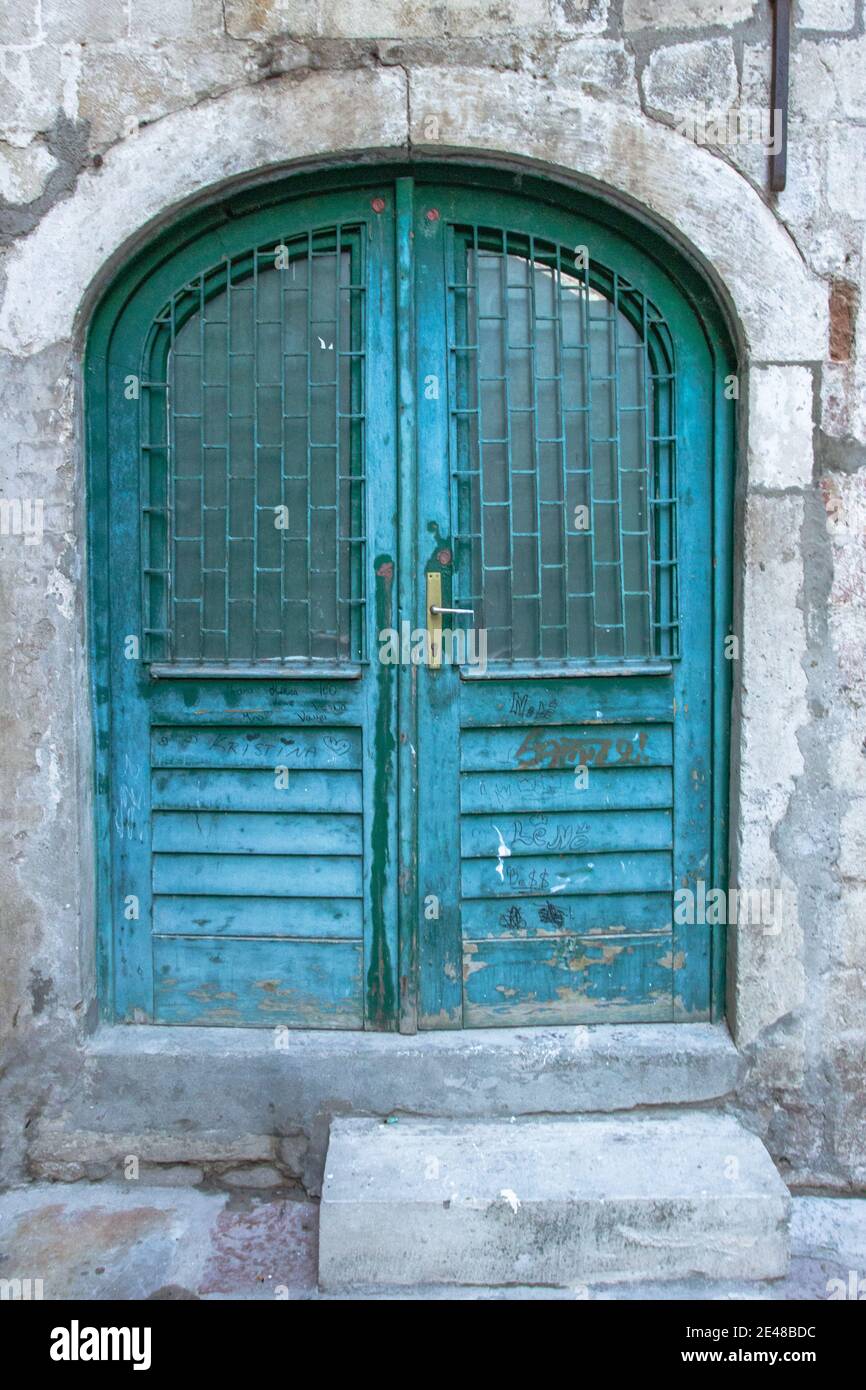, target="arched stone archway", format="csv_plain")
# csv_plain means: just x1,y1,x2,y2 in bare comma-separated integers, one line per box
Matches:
1,67,821,1051
0,67,826,362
